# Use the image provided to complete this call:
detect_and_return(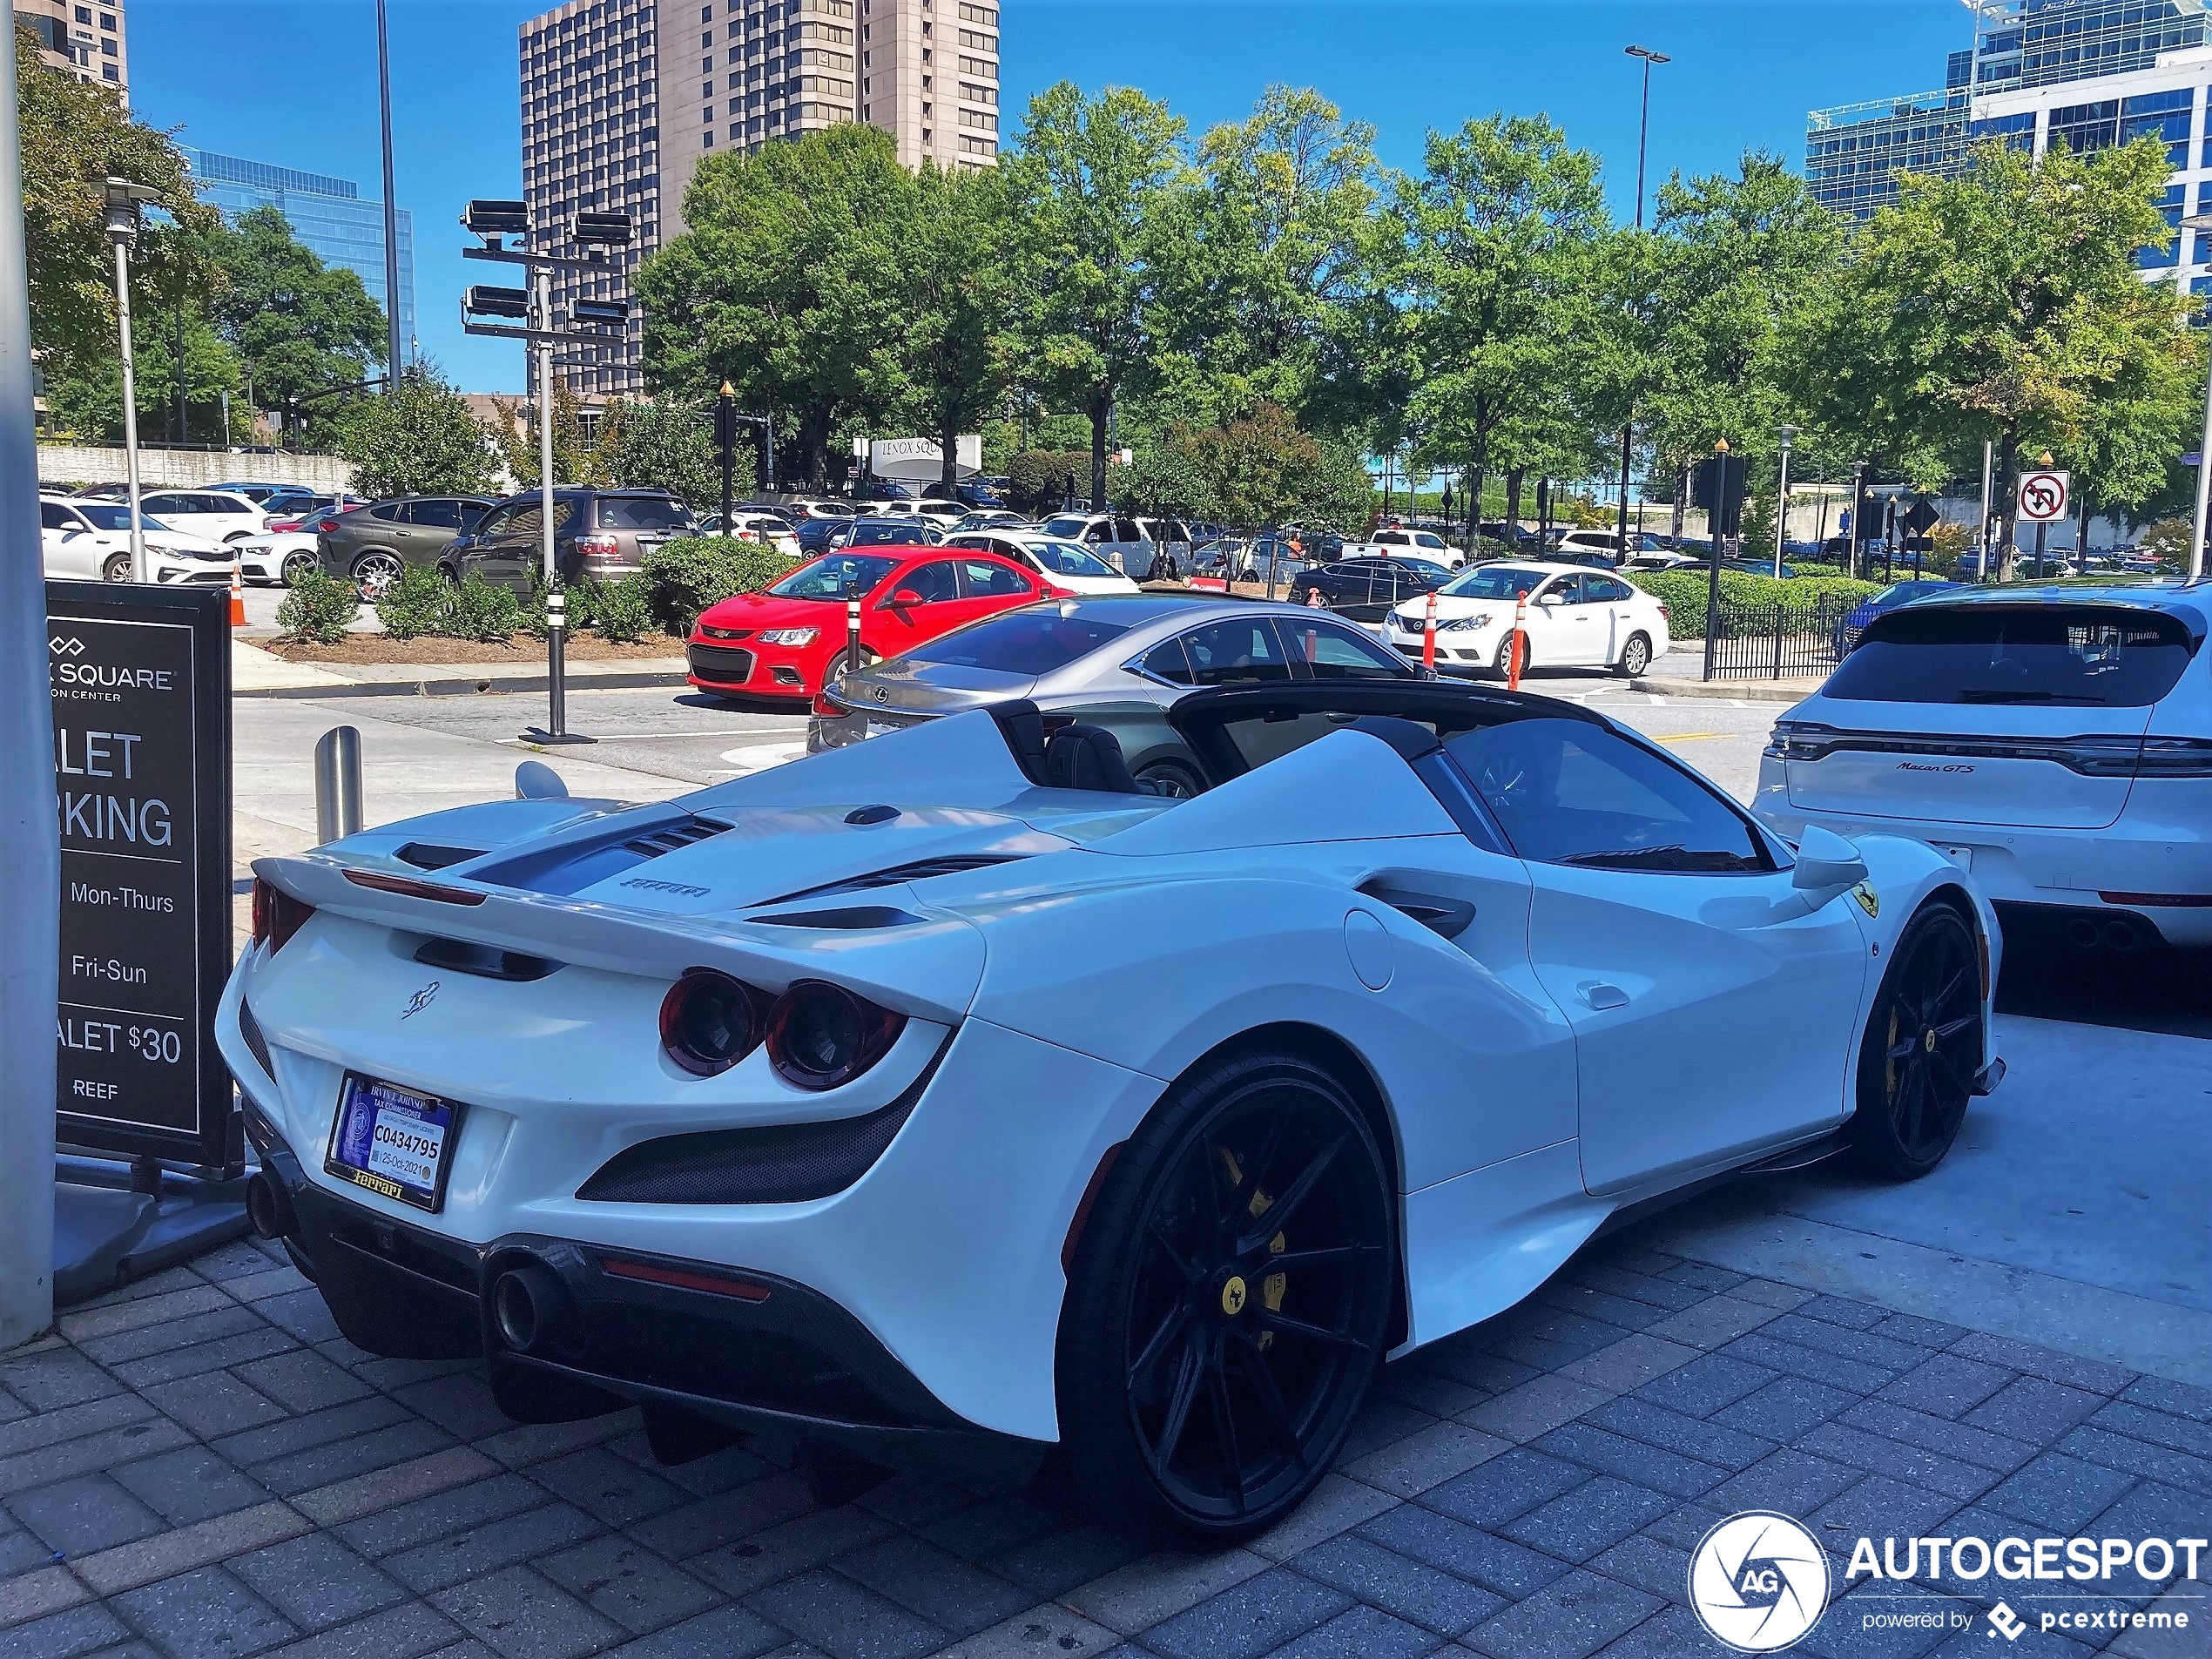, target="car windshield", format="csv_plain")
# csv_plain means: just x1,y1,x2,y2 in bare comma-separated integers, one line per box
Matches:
1826,606,2197,706
904,610,1132,675
1441,565,1548,600
1022,540,1117,578
849,522,930,547
74,504,172,532
1040,516,1091,538
770,554,902,600
1399,558,1452,580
